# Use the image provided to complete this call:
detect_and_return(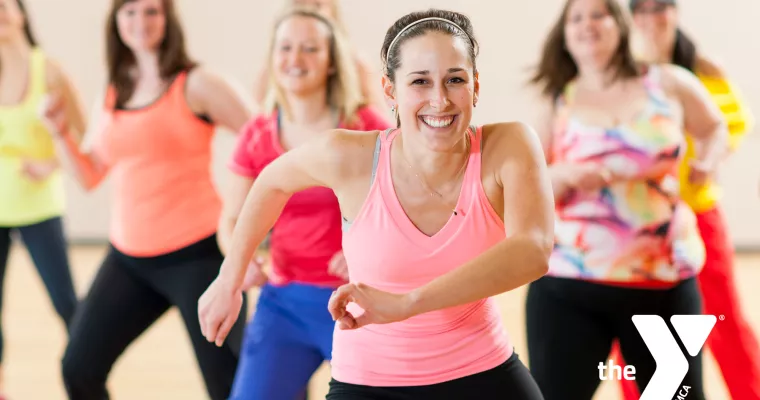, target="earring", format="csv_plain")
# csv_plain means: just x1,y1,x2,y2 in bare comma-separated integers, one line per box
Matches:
391,105,396,113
